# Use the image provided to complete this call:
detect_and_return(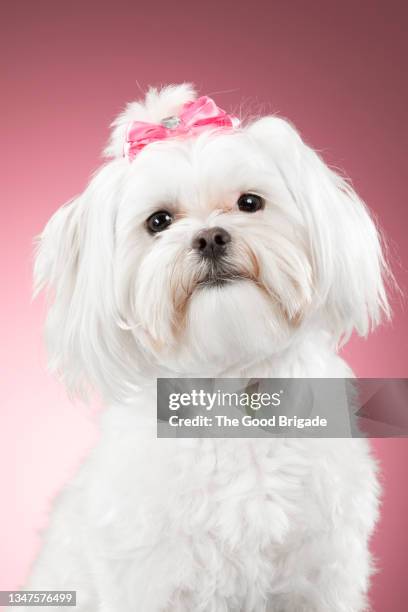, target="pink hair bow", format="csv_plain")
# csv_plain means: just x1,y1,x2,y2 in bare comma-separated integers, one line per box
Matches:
124,96,240,161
